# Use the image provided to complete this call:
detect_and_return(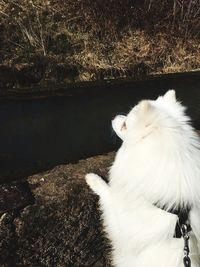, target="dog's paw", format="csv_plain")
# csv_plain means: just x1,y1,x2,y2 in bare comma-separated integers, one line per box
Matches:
85,173,108,196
